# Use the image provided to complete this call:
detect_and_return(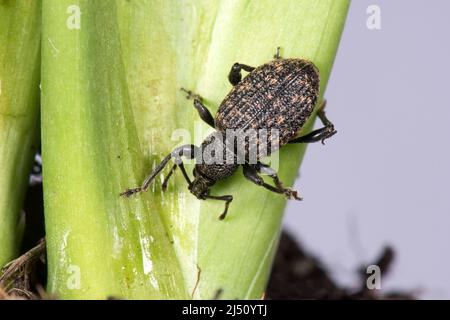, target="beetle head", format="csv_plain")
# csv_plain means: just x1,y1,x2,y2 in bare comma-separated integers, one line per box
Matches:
189,166,215,199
